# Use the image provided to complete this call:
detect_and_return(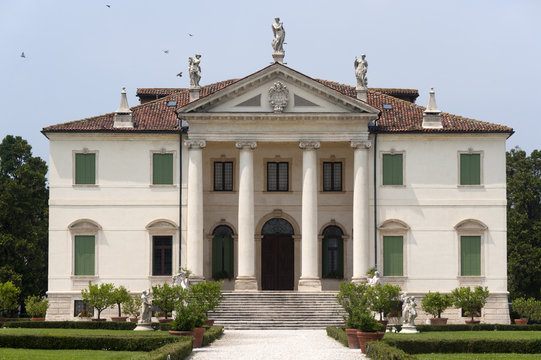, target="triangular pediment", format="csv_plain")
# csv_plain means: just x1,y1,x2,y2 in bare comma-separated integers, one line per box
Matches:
178,63,379,115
